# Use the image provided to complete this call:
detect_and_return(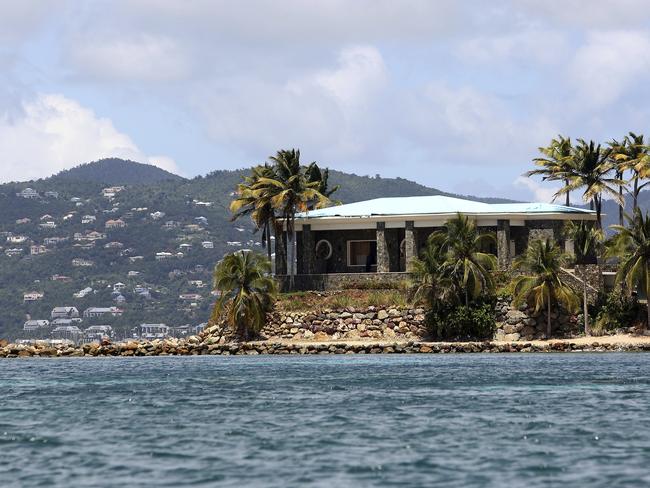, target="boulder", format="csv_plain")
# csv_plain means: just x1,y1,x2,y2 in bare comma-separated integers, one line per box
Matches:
377,310,389,320
313,331,330,341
